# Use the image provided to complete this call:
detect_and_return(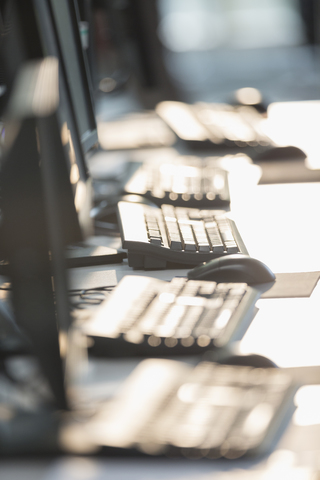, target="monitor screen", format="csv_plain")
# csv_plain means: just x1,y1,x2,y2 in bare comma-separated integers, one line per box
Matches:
48,0,98,154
